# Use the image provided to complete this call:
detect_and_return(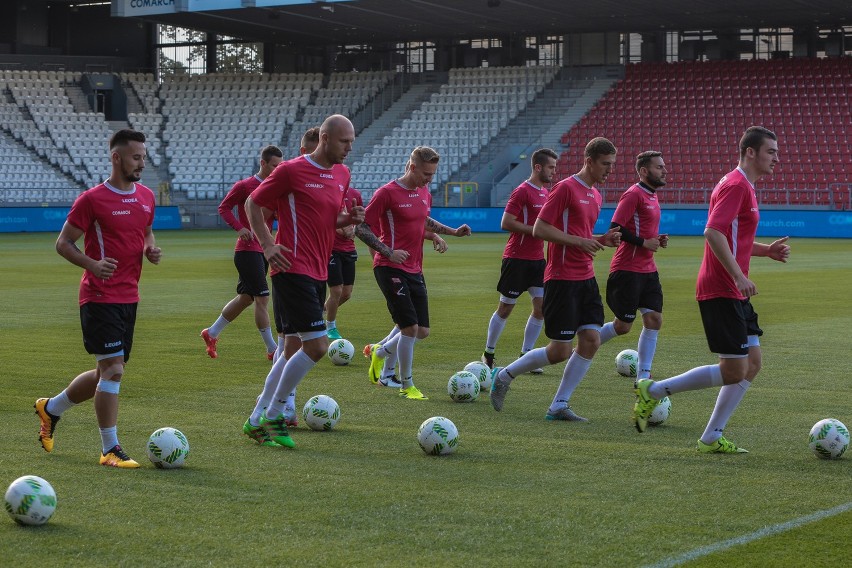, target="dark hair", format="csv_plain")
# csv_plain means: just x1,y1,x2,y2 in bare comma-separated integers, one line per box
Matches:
739,126,777,158
635,150,663,175
301,126,320,147
260,145,283,162
109,129,145,151
410,146,440,165
531,148,558,167
584,137,617,161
